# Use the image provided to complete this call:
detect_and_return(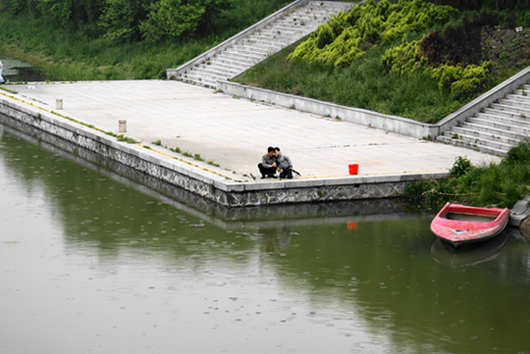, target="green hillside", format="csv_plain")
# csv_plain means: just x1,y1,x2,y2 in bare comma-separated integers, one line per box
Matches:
235,0,530,123
1,0,530,122
0,0,293,80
